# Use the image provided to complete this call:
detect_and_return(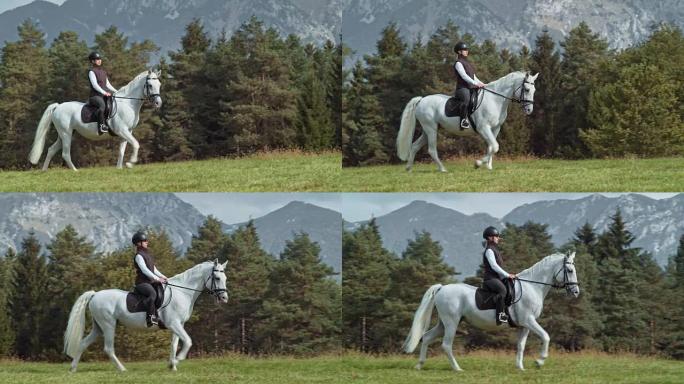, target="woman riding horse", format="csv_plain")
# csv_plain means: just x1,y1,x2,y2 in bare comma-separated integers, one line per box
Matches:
481,226,517,325
132,232,168,327
87,52,118,135
453,42,485,129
